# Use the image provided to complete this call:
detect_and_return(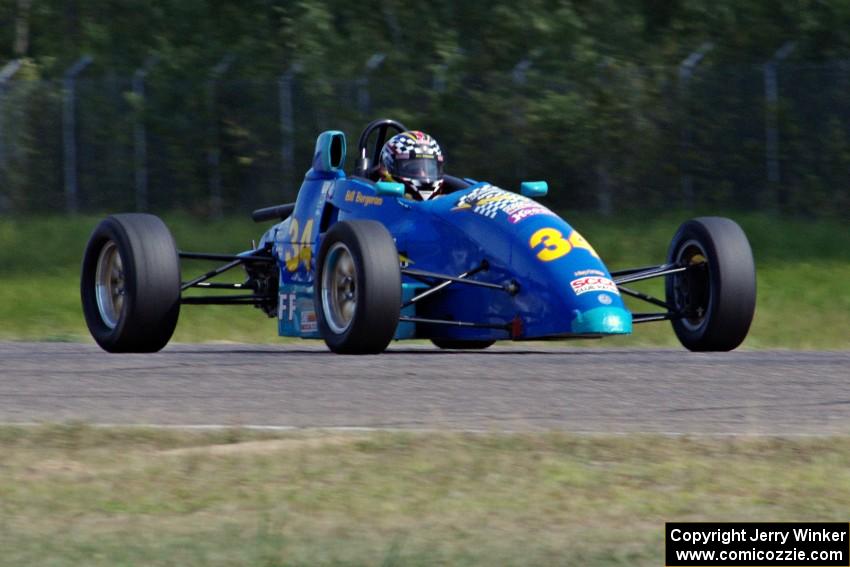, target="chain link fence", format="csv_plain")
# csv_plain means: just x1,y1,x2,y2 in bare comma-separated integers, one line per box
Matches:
0,61,848,217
